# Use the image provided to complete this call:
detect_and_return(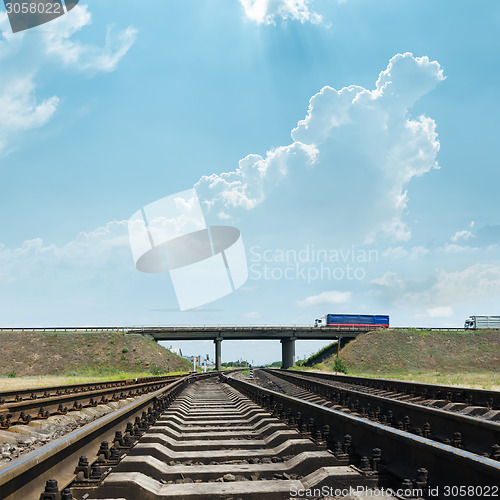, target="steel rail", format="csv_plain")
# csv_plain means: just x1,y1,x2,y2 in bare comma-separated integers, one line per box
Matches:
278,369,500,409
262,369,500,457
0,376,185,426
222,373,500,490
0,376,184,427
0,374,181,404
0,374,196,500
